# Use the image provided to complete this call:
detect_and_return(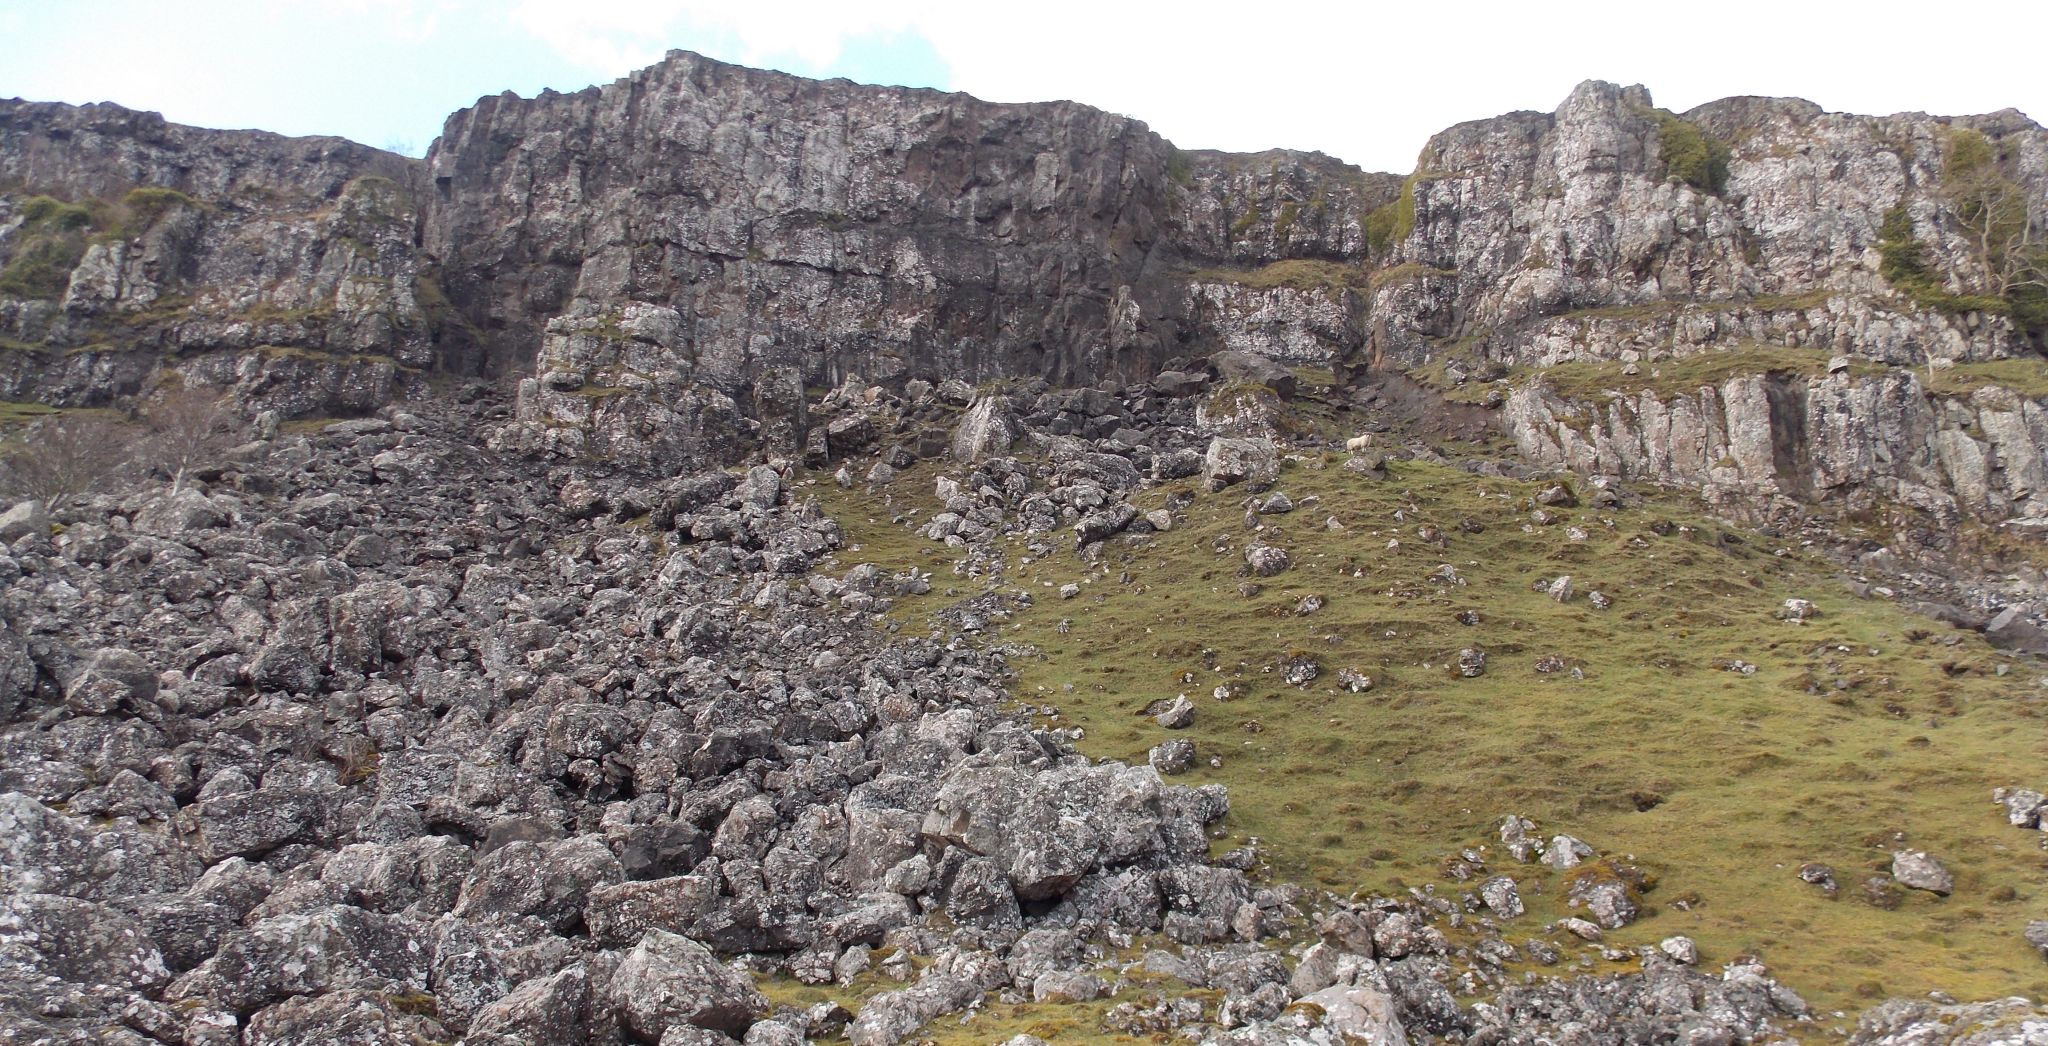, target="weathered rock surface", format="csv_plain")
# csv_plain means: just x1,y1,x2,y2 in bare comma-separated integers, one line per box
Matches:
2,48,2042,1046
611,930,767,1039
0,100,432,415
